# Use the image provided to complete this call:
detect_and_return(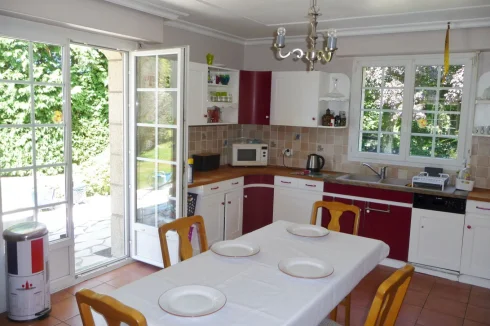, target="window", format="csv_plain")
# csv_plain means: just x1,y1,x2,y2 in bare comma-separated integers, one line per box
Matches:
349,54,474,168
